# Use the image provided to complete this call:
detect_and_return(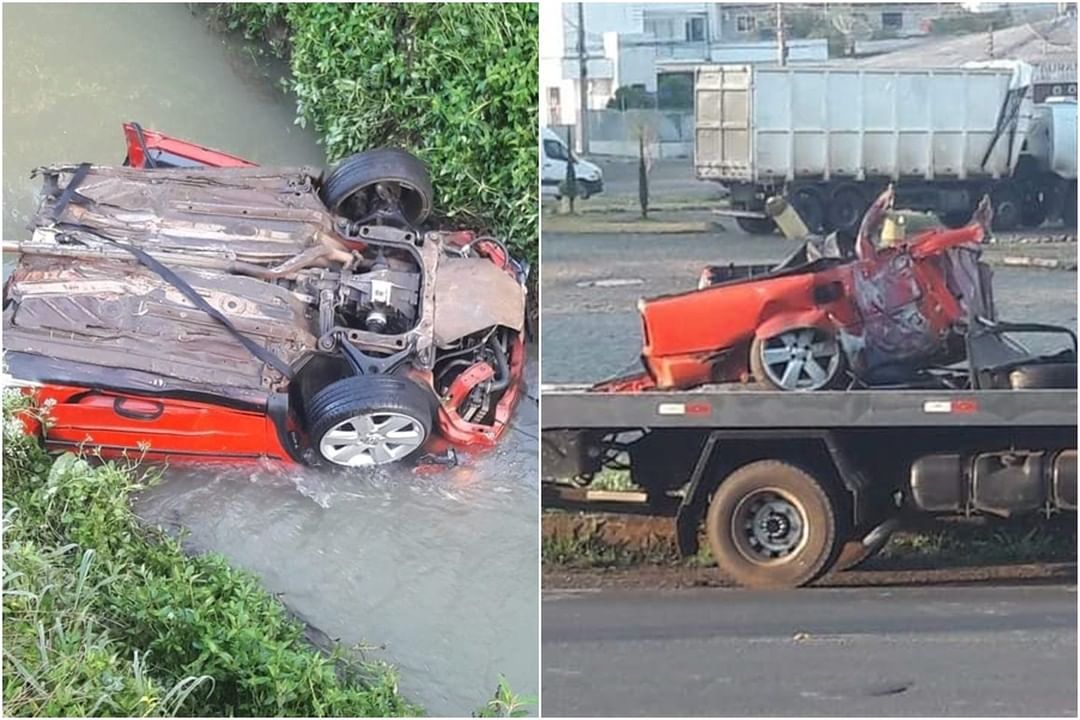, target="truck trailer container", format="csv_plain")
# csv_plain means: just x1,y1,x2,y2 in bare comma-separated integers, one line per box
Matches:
695,64,1076,234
